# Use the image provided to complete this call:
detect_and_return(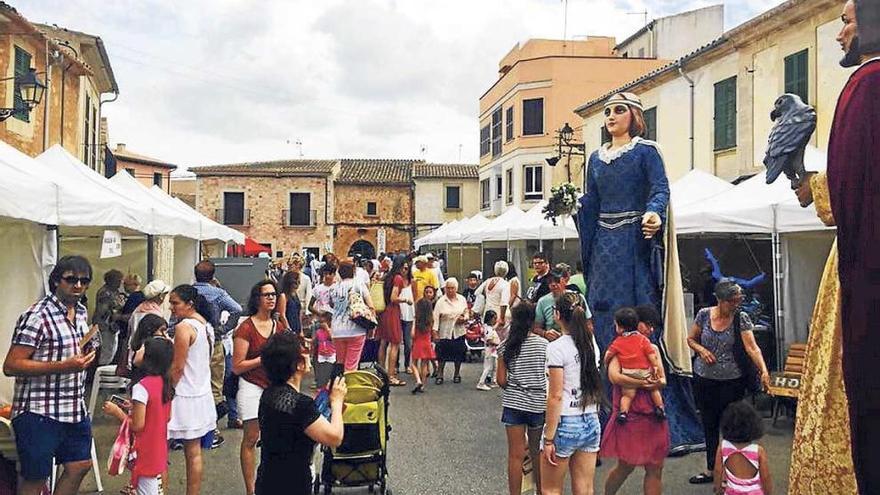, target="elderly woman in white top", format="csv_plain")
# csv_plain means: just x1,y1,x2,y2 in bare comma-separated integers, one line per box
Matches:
432,278,469,384
481,261,511,336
